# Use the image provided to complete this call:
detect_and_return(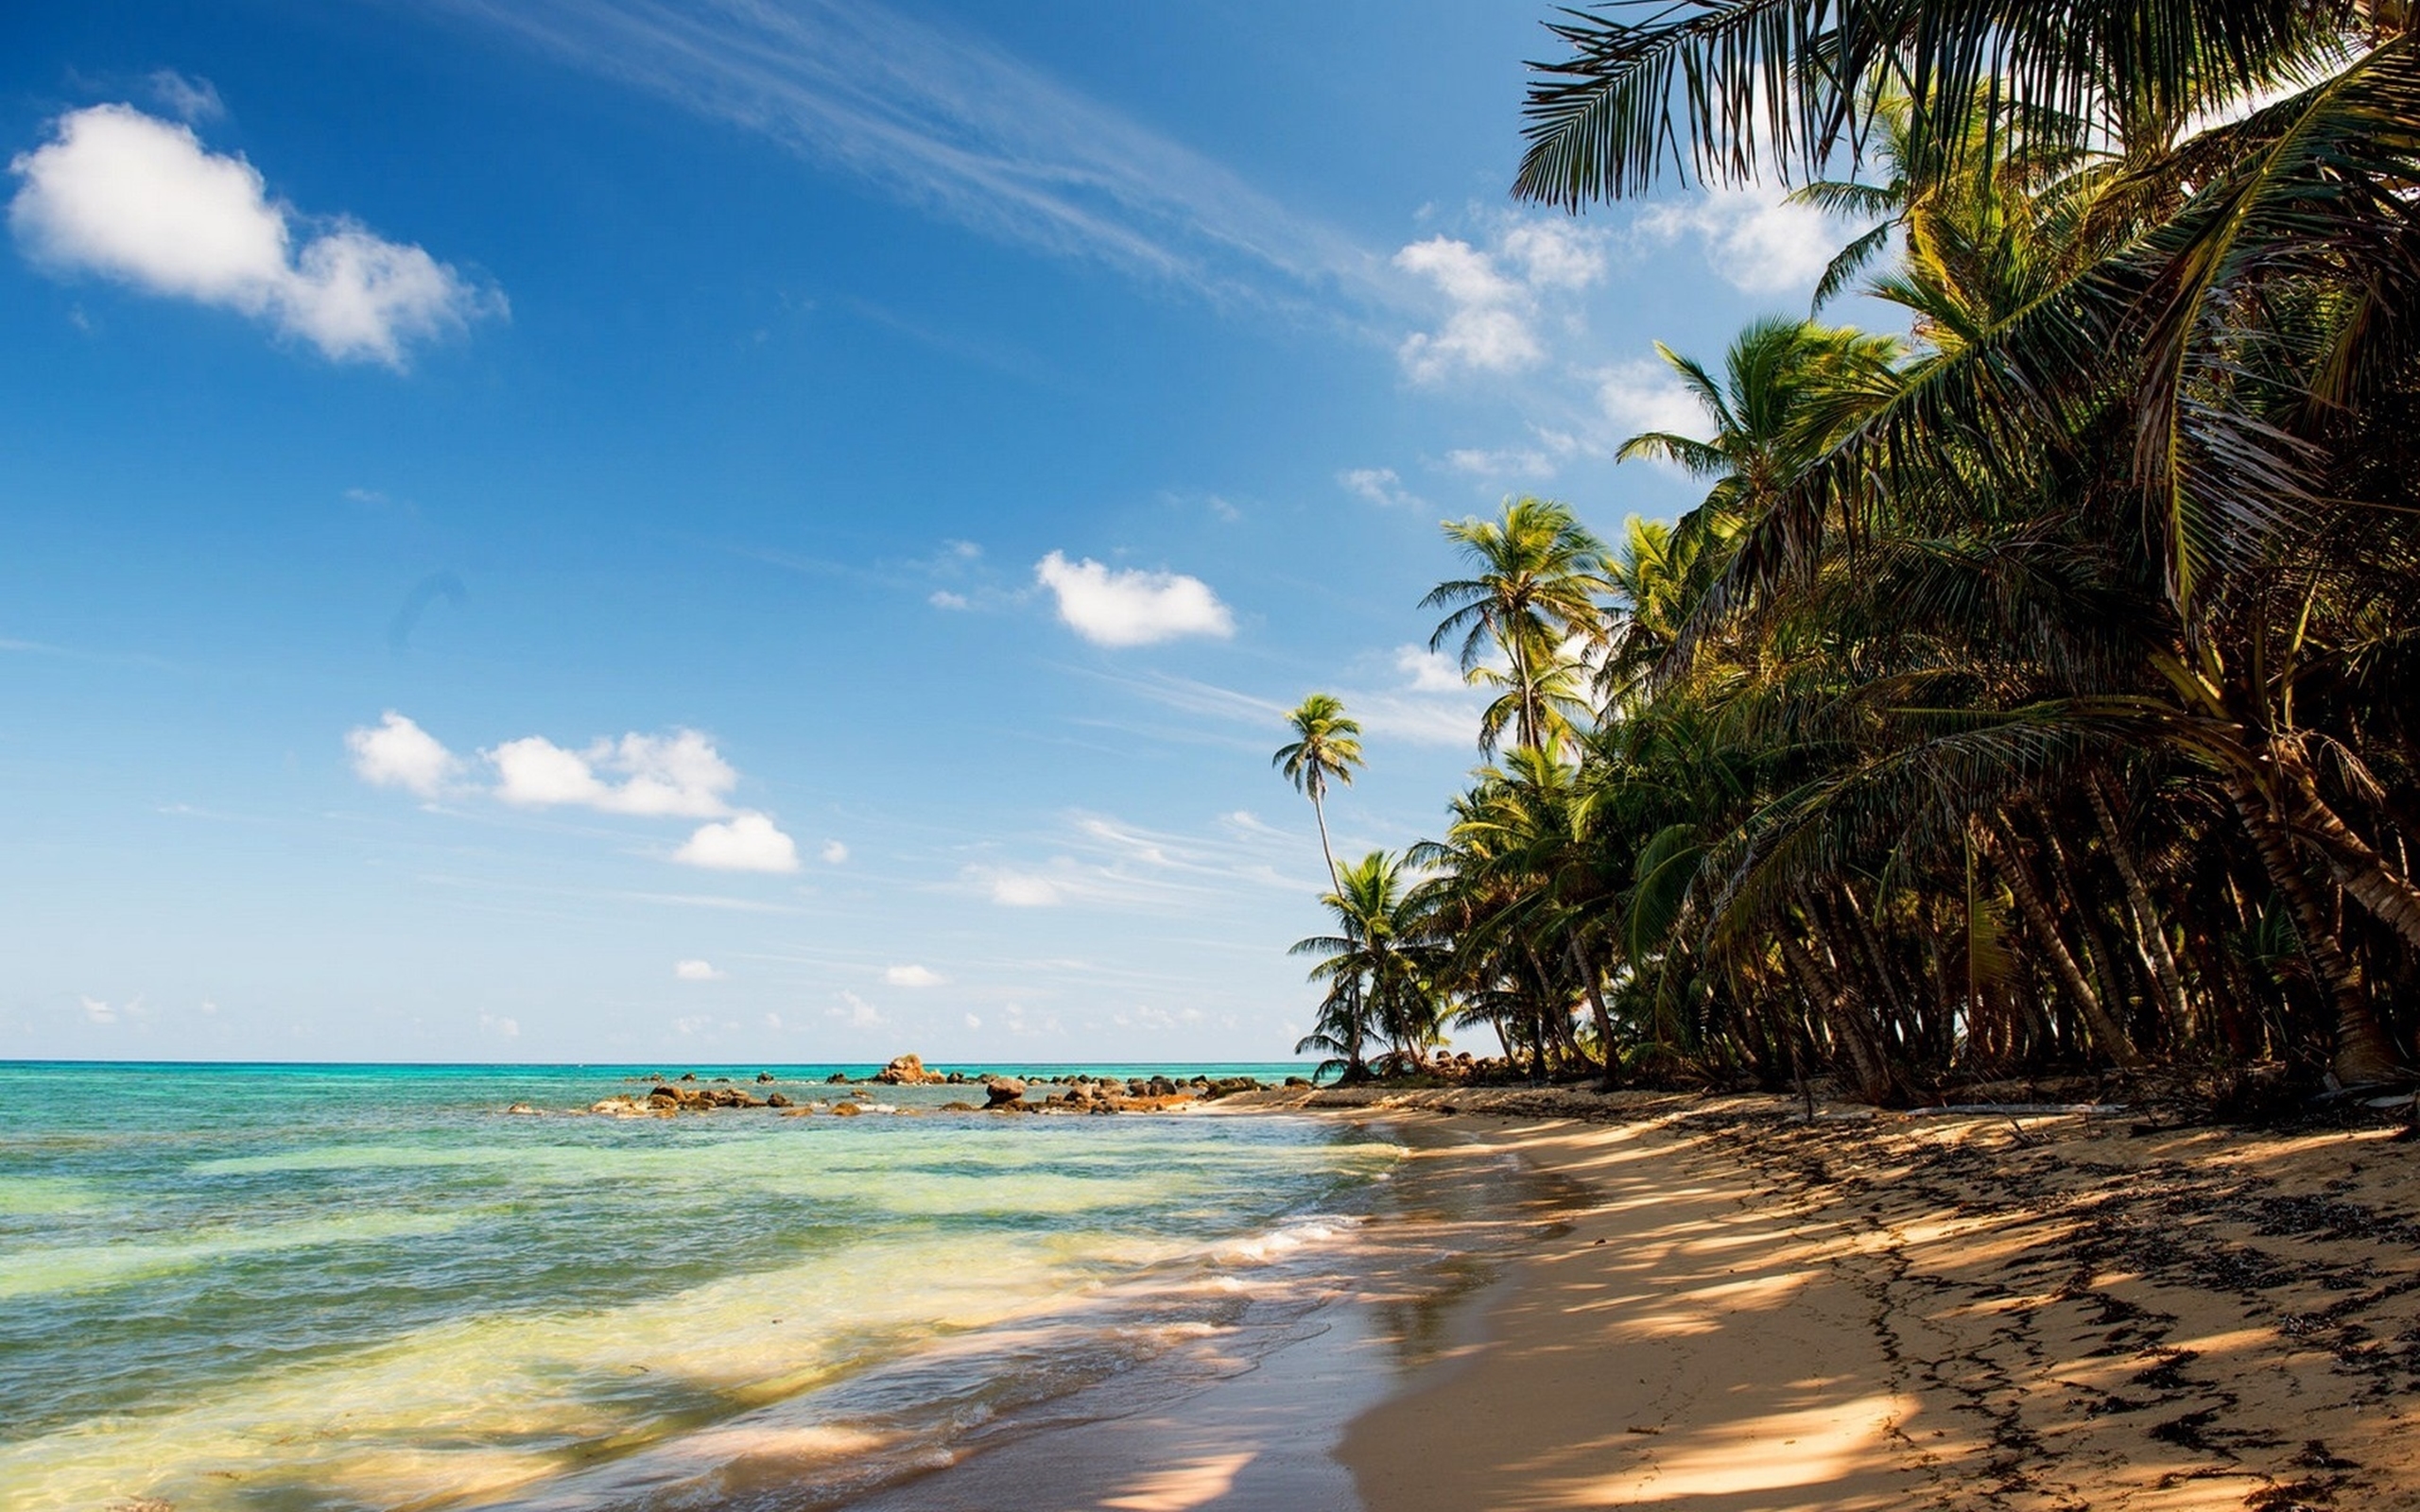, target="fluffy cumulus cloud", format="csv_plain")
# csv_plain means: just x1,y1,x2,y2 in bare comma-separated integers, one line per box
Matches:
1034,551,1234,647
1392,218,1607,384
488,730,737,817
884,964,945,988
346,711,461,799
1637,186,1841,294
673,958,725,981
7,104,502,365
344,714,803,875
1589,356,1716,465
673,813,801,873
821,839,849,865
